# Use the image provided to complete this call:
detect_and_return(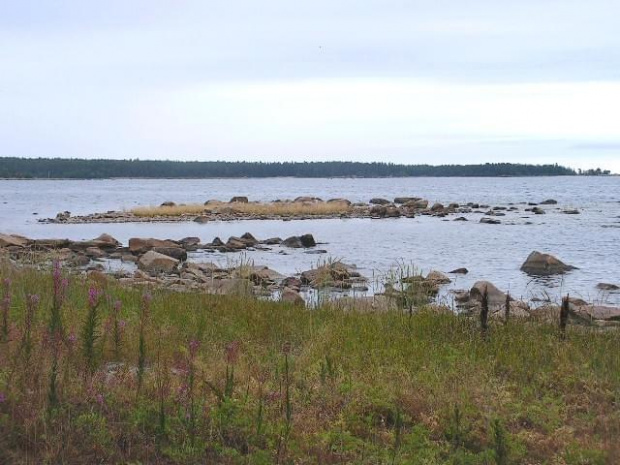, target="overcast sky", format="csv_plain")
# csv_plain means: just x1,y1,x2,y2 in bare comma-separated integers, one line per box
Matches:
1,0,619,172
